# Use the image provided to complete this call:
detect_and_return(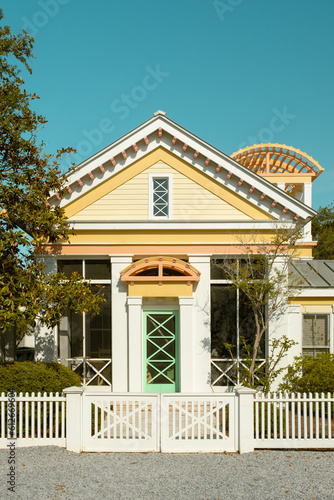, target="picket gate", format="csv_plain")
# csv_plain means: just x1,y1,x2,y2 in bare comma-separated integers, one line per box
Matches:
81,392,237,452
